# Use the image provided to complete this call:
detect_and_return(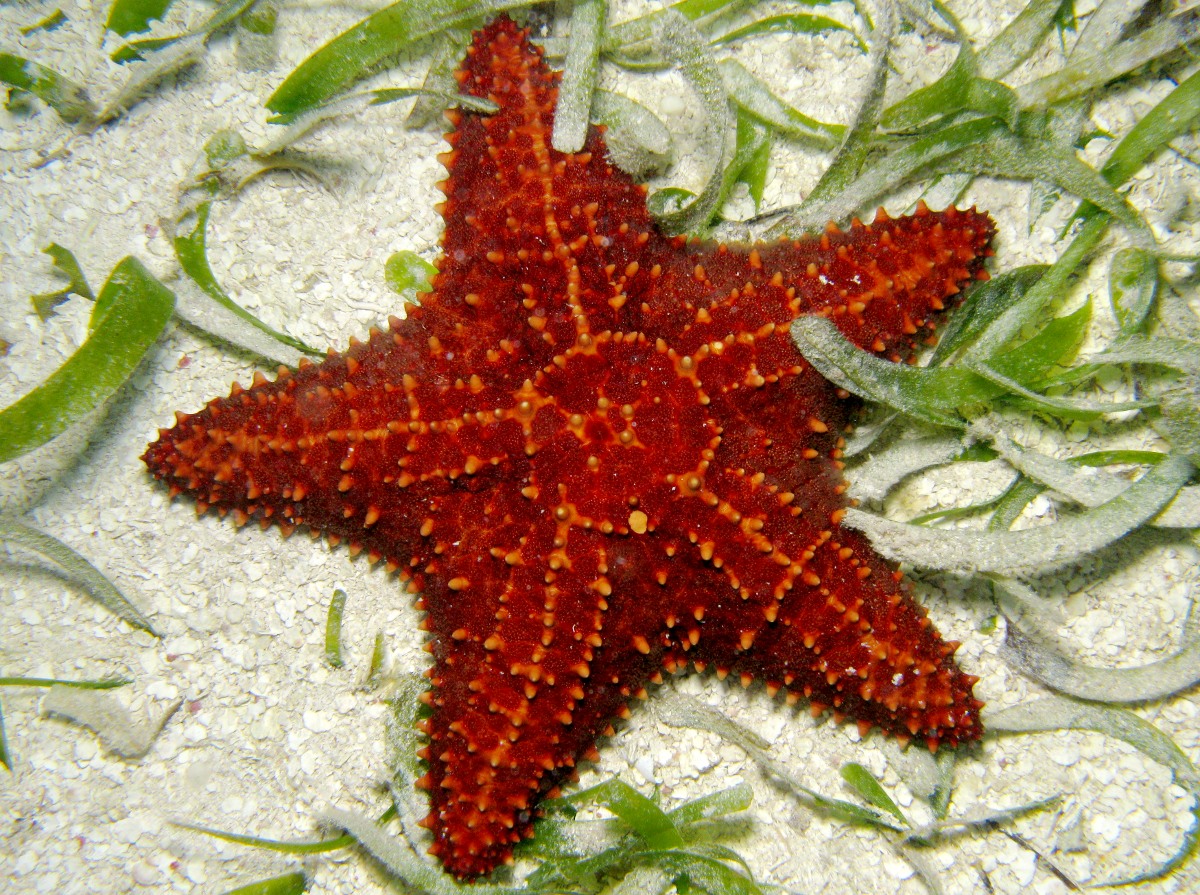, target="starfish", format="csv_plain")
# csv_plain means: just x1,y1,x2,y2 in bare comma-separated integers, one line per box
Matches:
144,16,991,879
